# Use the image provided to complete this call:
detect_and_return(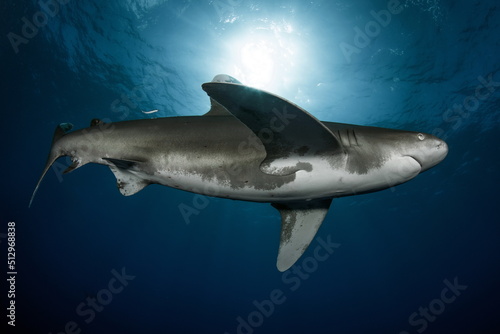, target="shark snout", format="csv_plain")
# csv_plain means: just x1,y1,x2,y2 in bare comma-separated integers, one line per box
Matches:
411,135,448,172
